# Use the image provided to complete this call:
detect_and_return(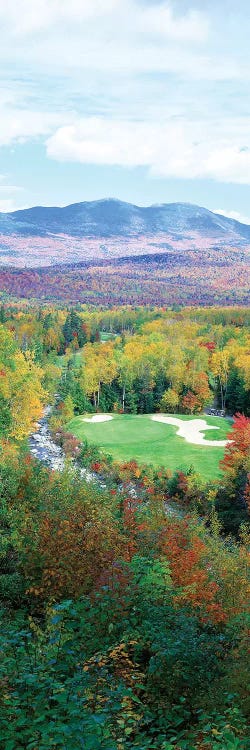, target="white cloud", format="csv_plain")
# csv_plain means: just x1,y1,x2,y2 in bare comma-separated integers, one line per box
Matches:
131,4,209,43
0,1,230,82
0,104,73,147
0,1,220,161
0,1,208,43
204,147,250,184
0,198,27,212
46,116,250,184
0,177,27,212
213,208,250,225
0,0,120,35
46,119,155,167
0,0,250,198
0,184,22,193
